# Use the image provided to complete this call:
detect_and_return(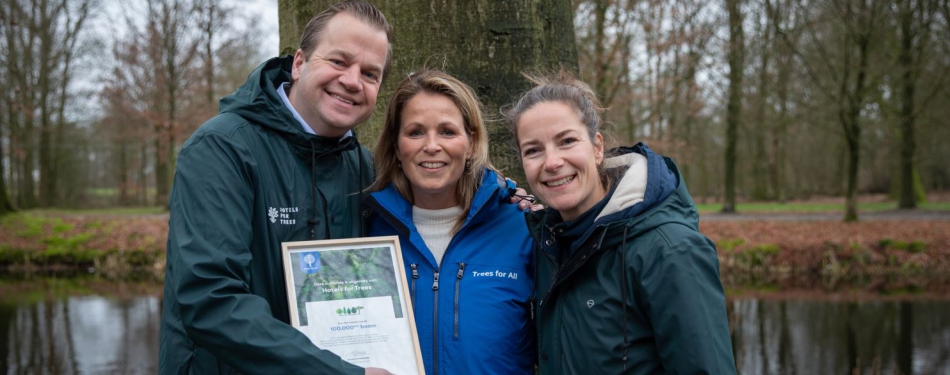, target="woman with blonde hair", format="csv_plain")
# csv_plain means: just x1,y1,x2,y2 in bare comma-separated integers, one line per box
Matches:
365,70,535,375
